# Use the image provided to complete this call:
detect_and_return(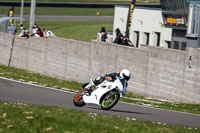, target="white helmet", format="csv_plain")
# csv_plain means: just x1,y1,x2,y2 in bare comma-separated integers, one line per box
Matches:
120,69,131,81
